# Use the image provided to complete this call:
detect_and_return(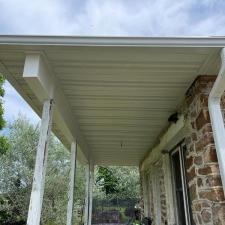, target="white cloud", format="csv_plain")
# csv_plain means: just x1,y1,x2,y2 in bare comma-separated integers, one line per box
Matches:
0,0,74,34
0,0,225,36
3,81,40,124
